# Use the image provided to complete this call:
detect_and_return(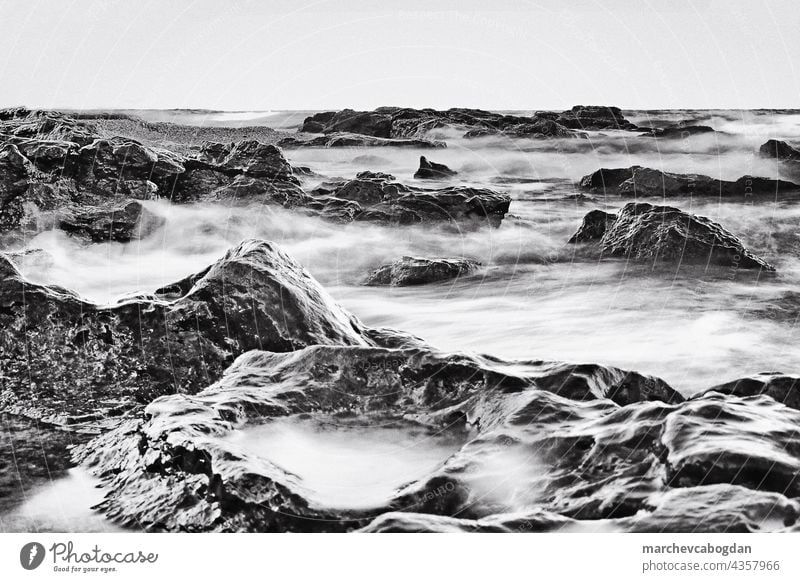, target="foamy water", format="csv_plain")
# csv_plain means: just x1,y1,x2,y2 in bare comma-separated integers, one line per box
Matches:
8,109,800,399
